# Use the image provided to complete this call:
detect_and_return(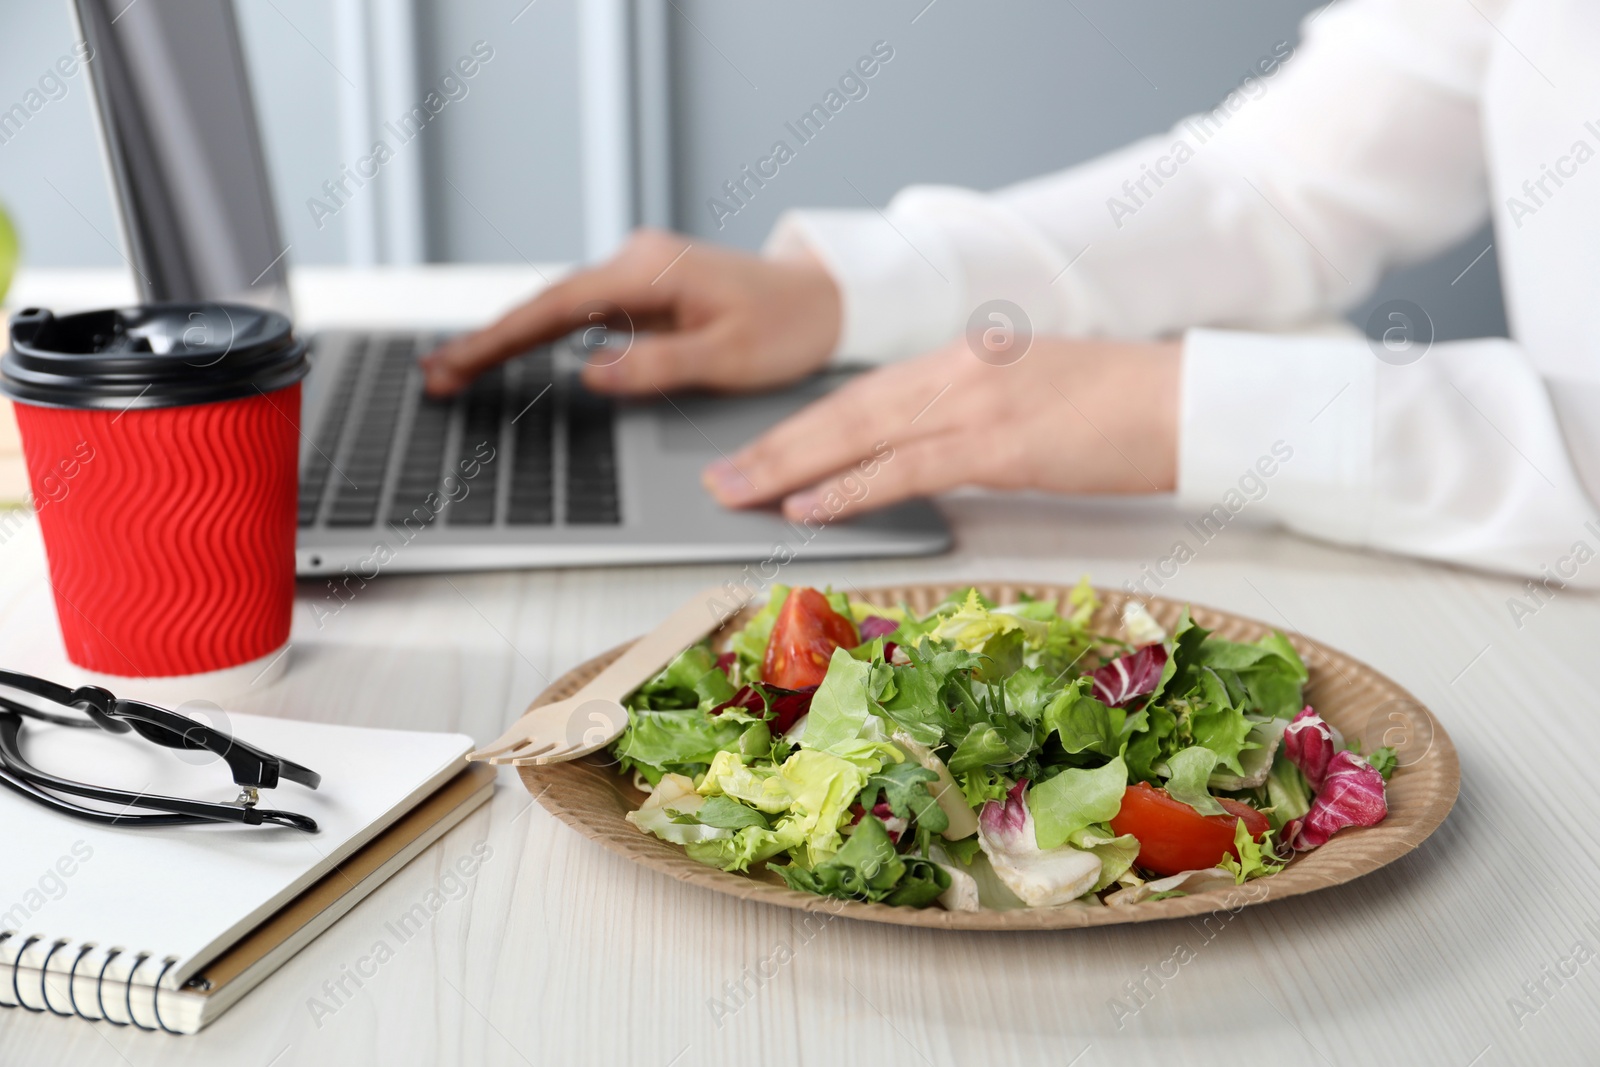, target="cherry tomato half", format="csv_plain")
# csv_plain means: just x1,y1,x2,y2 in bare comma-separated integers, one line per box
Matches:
762,588,859,689
1108,782,1270,877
